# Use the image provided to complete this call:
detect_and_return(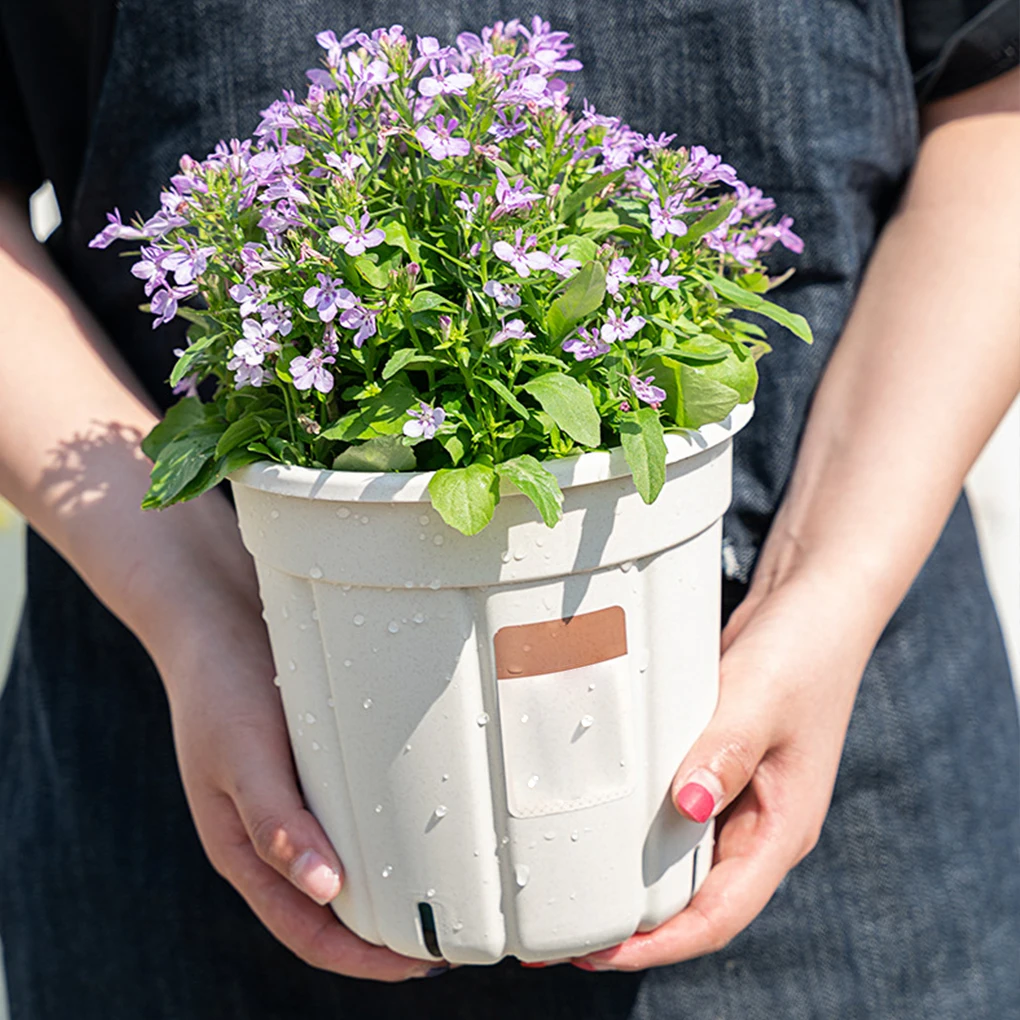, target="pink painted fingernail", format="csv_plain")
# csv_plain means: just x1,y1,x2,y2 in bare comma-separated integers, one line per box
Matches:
290,850,341,905
520,961,548,969
675,770,722,822
572,960,599,972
